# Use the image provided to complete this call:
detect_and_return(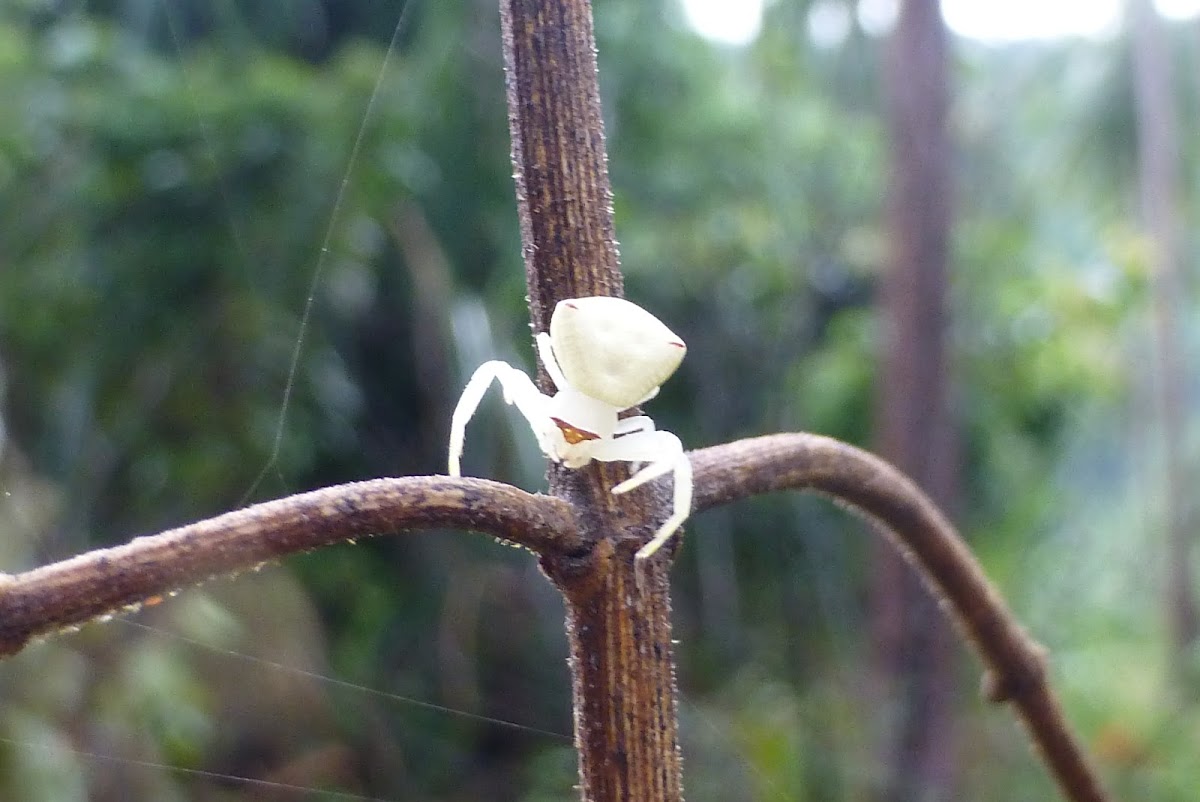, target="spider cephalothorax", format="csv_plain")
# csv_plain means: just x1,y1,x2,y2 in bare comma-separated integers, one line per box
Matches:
448,296,692,564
